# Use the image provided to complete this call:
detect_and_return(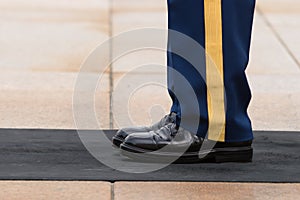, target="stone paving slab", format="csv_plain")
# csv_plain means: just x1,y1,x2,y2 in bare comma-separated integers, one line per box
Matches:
112,49,166,74
246,1,300,131
256,0,300,69
0,0,109,72
0,0,111,129
112,0,166,13
0,71,110,129
114,182,300,200
249,93,300,131
1,181,299,200
112,0,166,73
0,0,299,132
257,0,300,13
261,13,300,66
112,72,171,129
248,13,300,75
0,181,111,200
